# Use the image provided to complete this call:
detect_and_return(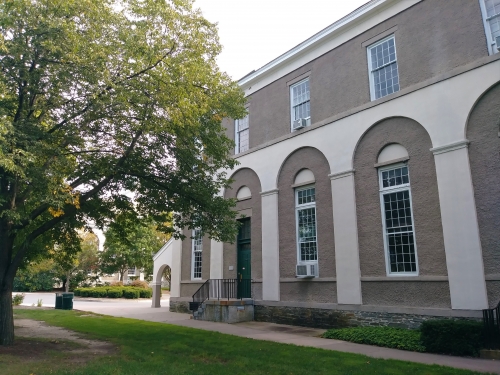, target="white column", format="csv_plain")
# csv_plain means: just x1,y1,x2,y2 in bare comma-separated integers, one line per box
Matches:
151,282,162,308
210,239,224,279
431,140,488,310
261,189,280,301
329,170,363,305
169,238,182,298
